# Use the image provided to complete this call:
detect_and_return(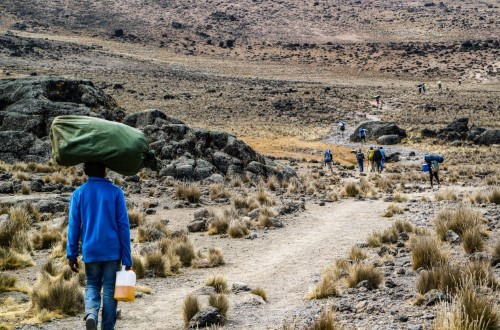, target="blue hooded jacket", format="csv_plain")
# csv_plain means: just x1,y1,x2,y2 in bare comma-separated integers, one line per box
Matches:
67,177,132,266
